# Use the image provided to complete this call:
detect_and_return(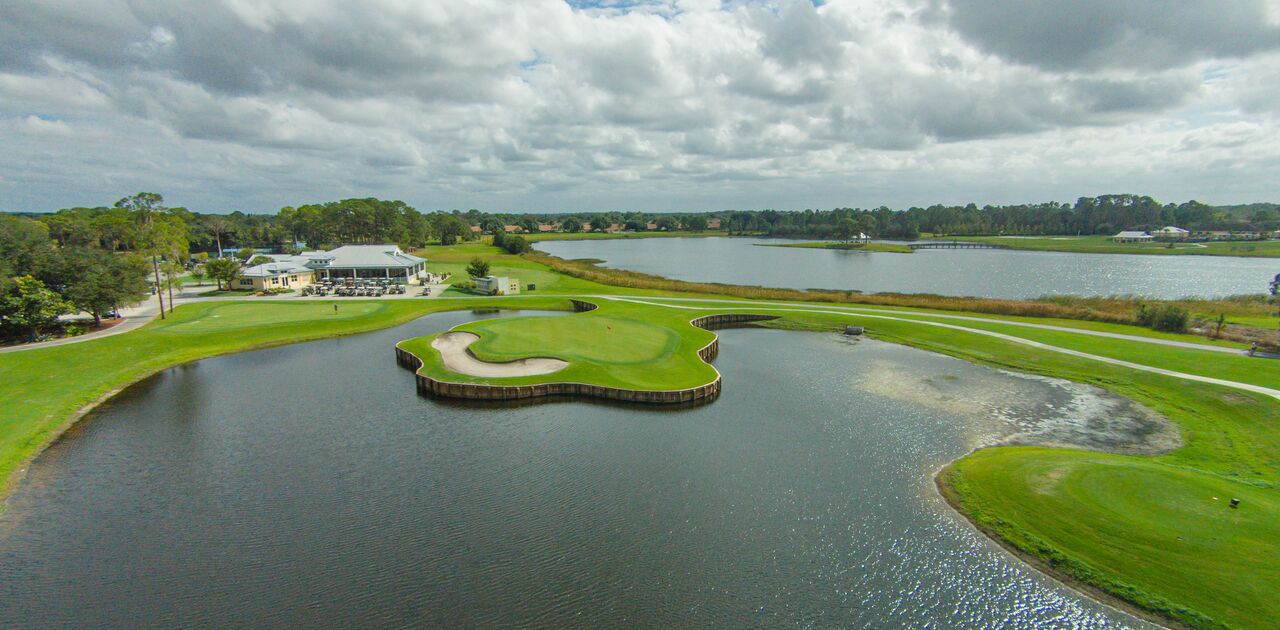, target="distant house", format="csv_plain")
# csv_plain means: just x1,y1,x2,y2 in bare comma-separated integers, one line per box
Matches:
475,275,520,295
469,225,482,233
1152,226,1190,240
537,223,557,232
1112,230,1153,243
503,225,522,233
